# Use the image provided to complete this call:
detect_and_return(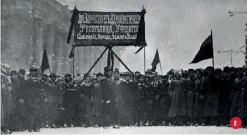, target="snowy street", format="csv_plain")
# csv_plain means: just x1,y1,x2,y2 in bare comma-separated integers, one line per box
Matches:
11,126,247,134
